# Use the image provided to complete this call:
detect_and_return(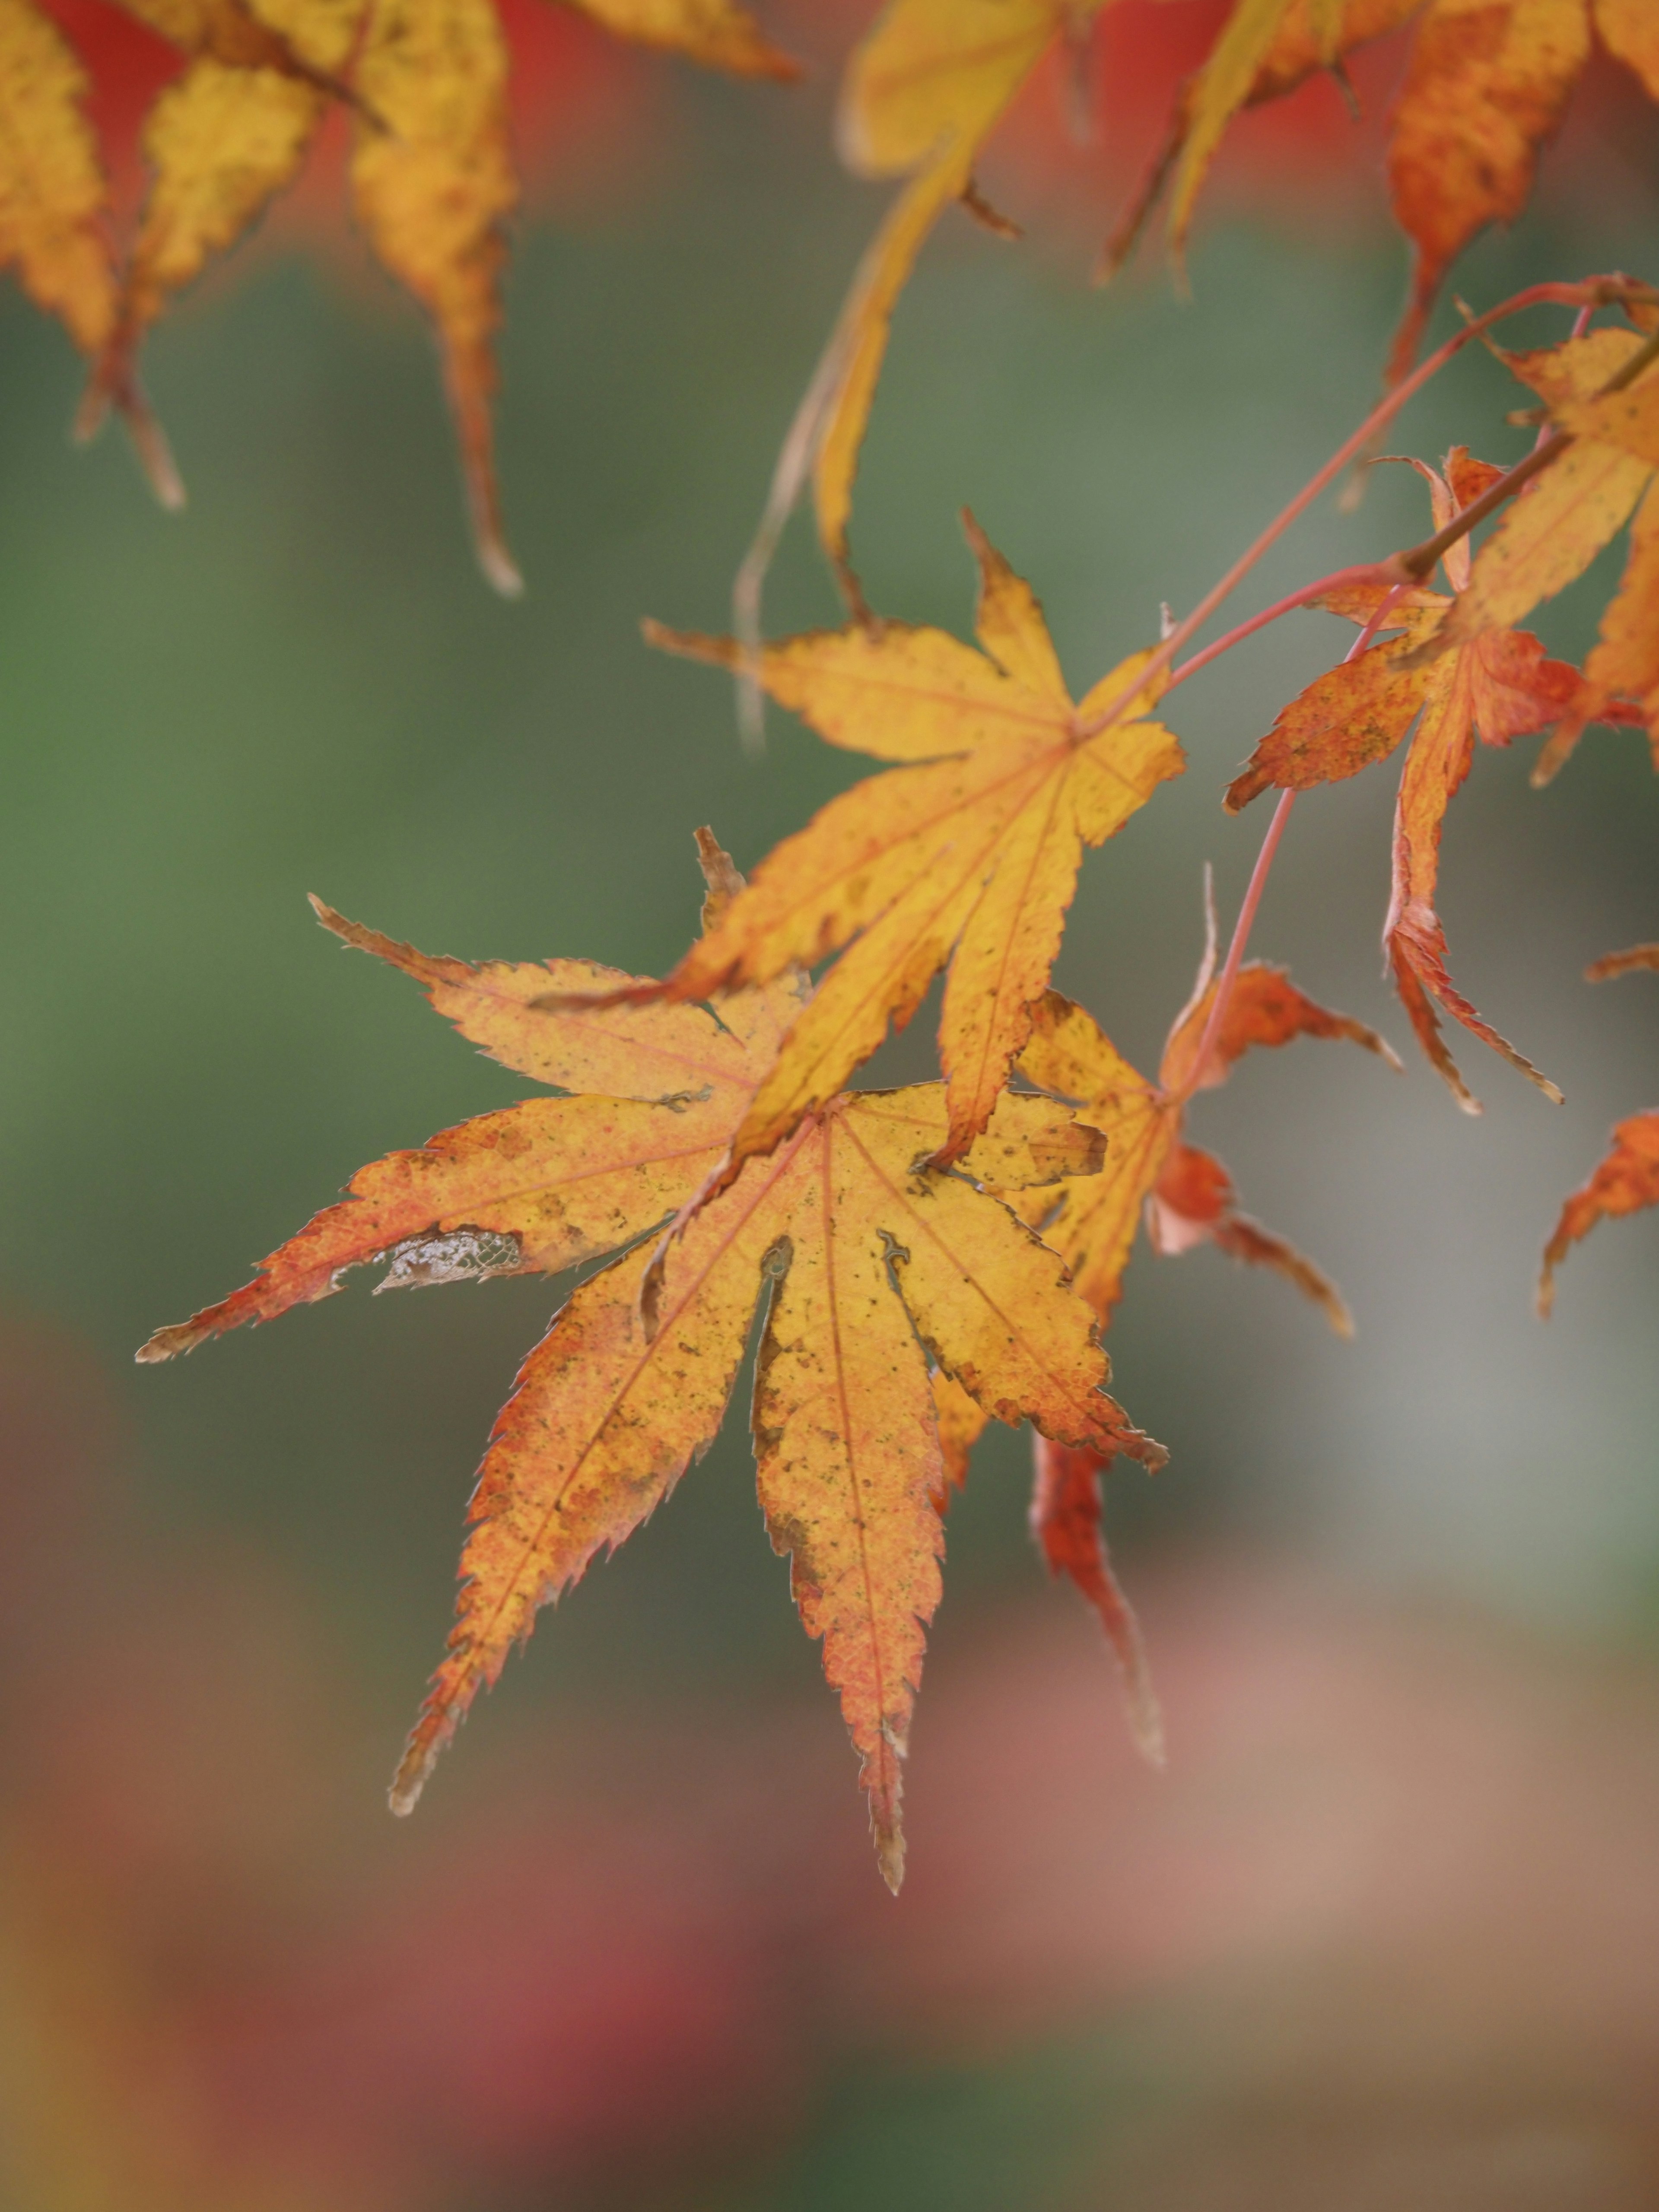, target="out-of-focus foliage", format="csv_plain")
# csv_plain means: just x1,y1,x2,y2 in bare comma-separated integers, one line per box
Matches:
0,0,797,583
7,0,1659,604
12,1317,1659,2209
1540,944,1659,1314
